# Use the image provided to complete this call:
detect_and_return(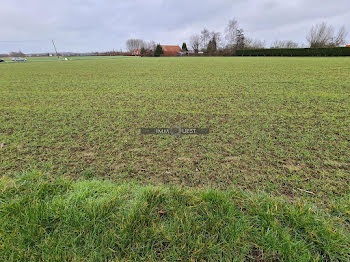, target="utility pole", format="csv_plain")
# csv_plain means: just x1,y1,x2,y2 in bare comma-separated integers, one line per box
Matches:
52,40,59,59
